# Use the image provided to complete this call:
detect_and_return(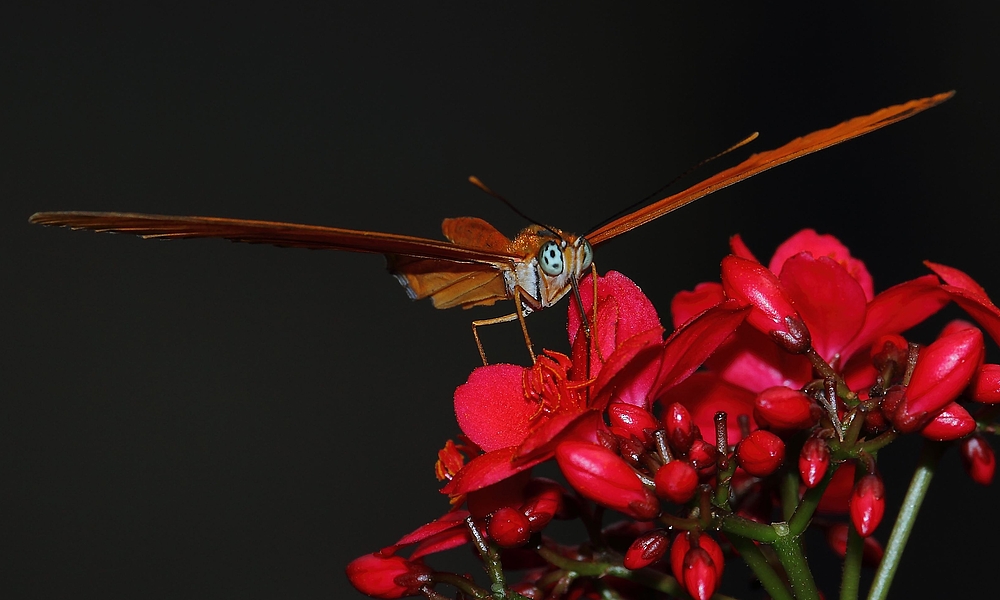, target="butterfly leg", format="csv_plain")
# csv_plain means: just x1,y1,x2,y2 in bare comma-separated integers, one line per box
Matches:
471,287,541,365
